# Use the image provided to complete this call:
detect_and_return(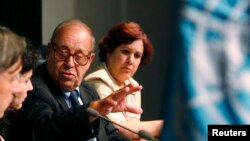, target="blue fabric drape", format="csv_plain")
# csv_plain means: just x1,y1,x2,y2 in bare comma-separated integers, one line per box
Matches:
161,0,250,140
